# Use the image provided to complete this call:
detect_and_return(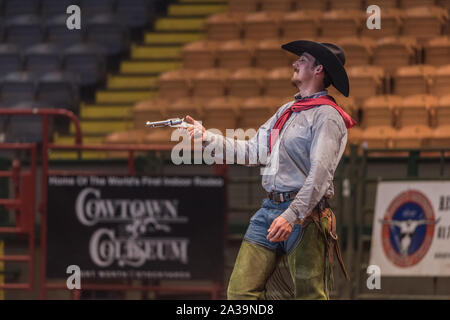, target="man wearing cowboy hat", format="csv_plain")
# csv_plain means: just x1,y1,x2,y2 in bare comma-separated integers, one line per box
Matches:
185,40,355,299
